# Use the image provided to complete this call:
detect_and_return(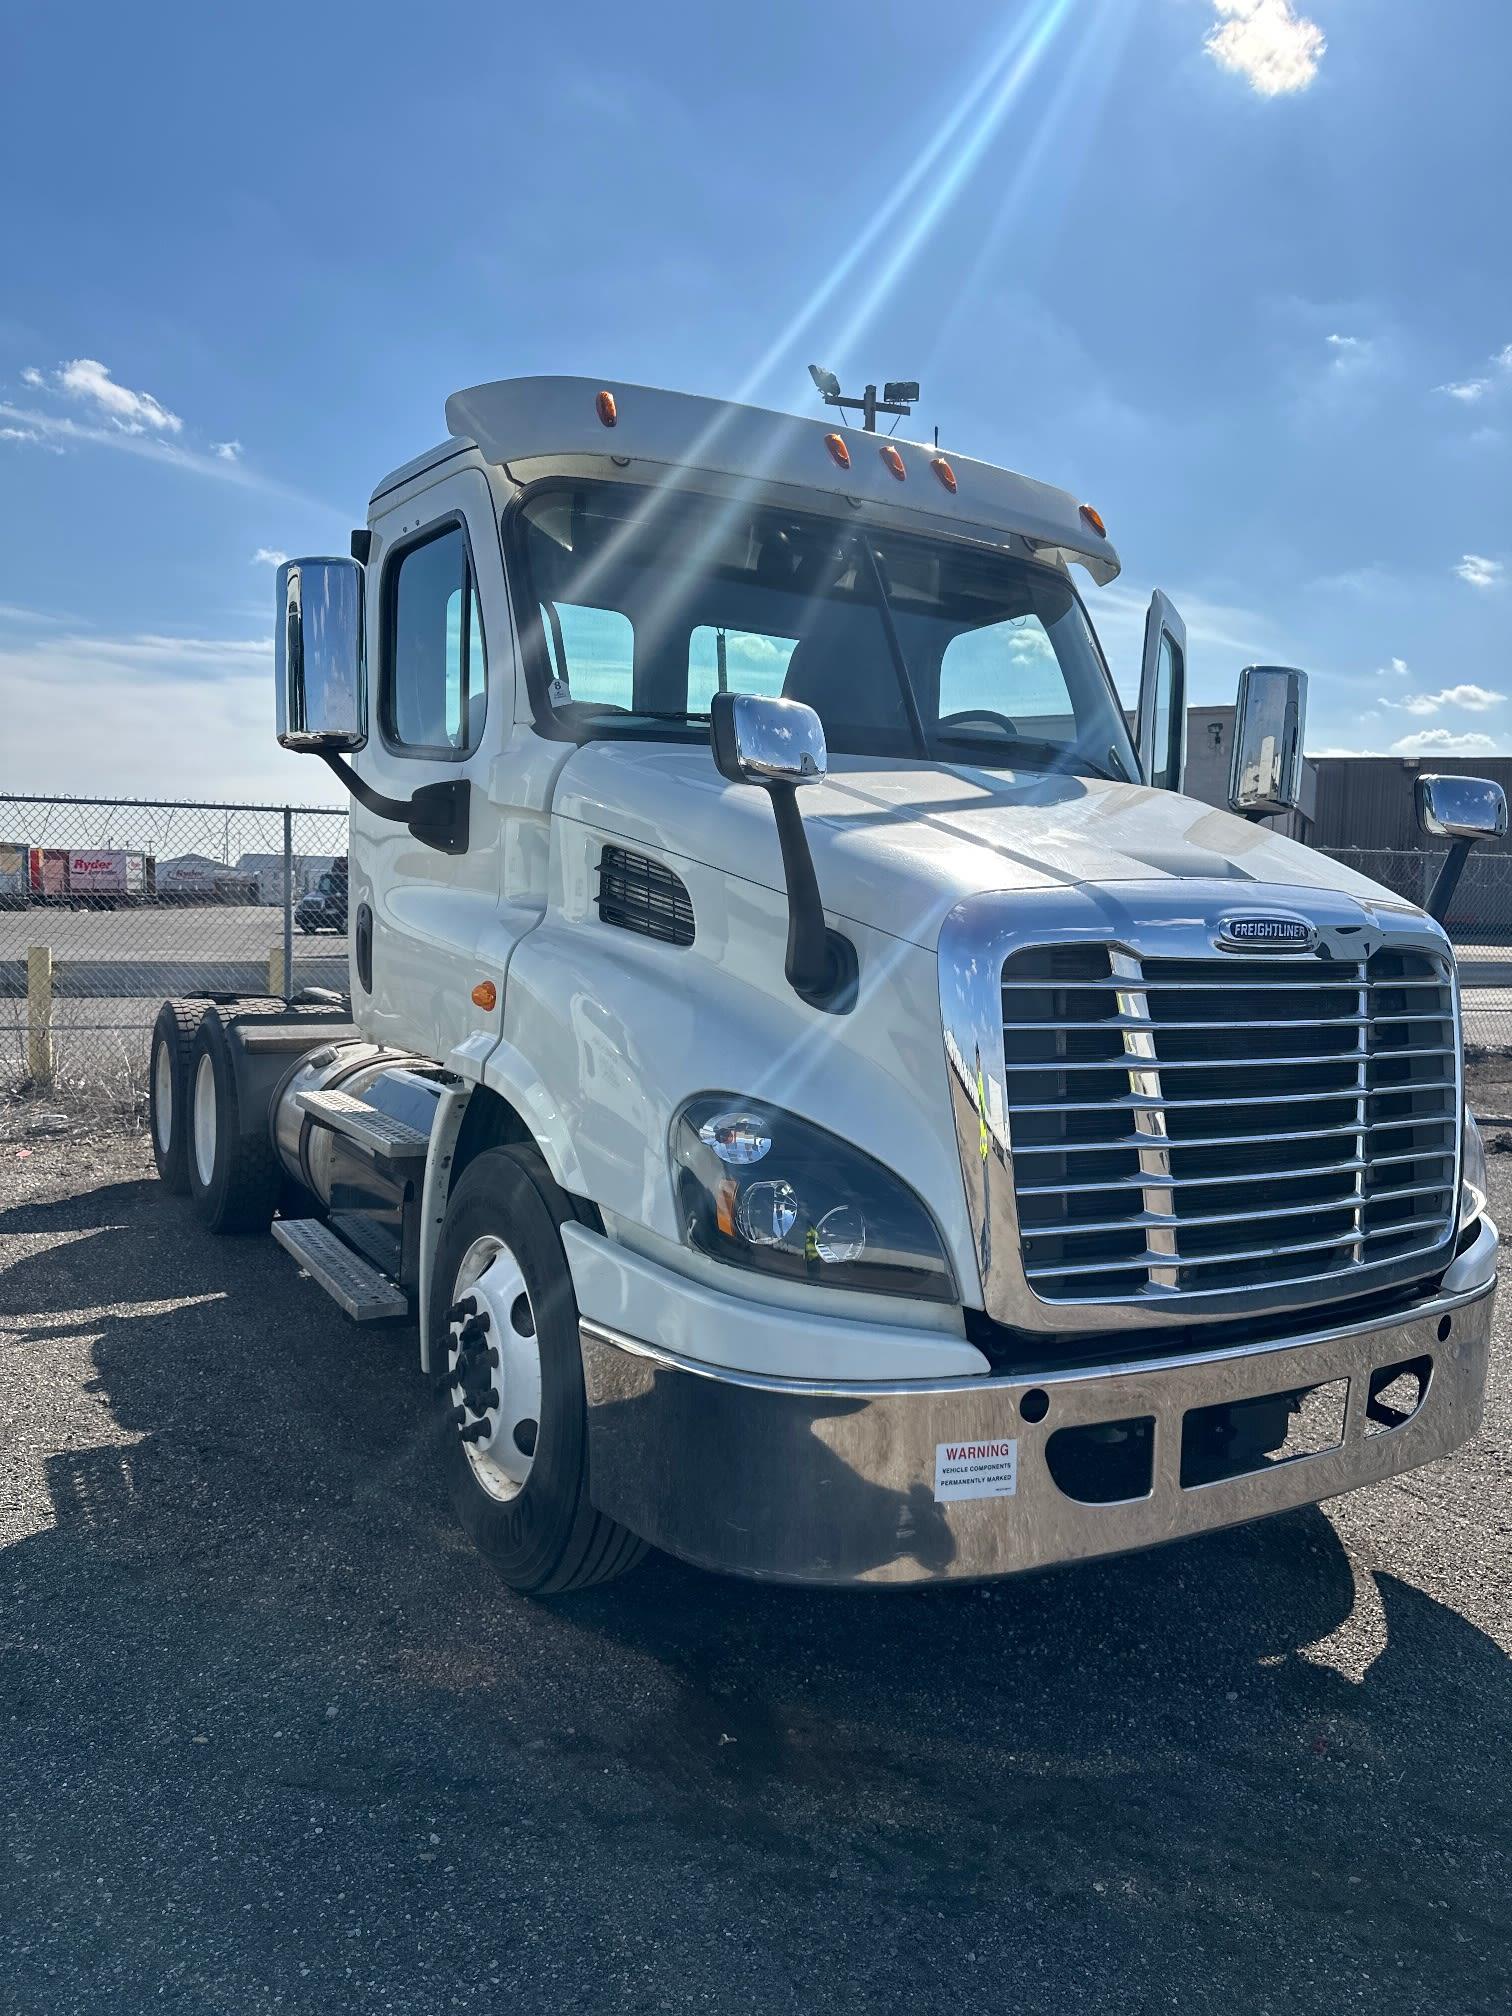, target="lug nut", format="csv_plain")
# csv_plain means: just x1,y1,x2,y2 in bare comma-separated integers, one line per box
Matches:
447,1296,478,1325
459,1419,490,1444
